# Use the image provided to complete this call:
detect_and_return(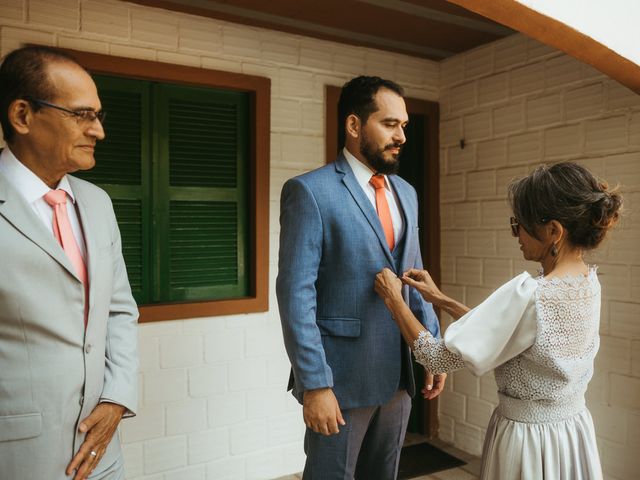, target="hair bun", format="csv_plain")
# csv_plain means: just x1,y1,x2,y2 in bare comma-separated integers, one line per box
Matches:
592,188,622,229
508,162,622,251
